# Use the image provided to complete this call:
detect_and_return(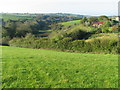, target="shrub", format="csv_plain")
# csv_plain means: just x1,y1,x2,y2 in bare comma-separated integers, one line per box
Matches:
9,36,119,54
1,36,10,46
